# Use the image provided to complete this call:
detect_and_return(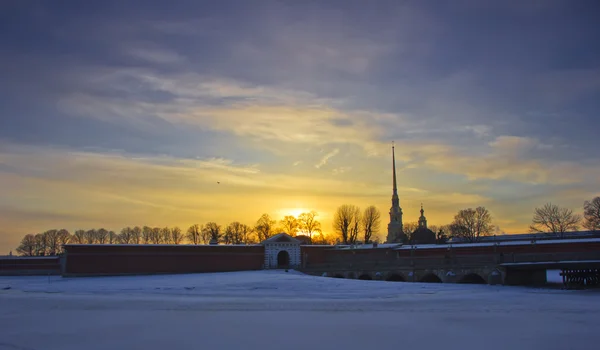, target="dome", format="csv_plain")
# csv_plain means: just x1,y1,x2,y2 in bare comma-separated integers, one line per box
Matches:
411,227,436,245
